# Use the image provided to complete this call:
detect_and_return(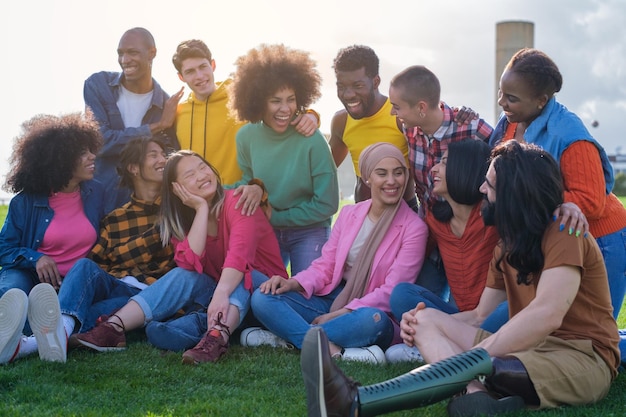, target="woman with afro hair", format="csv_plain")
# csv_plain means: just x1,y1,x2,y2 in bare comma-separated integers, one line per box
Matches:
0,112,105,299
228,44,339,276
